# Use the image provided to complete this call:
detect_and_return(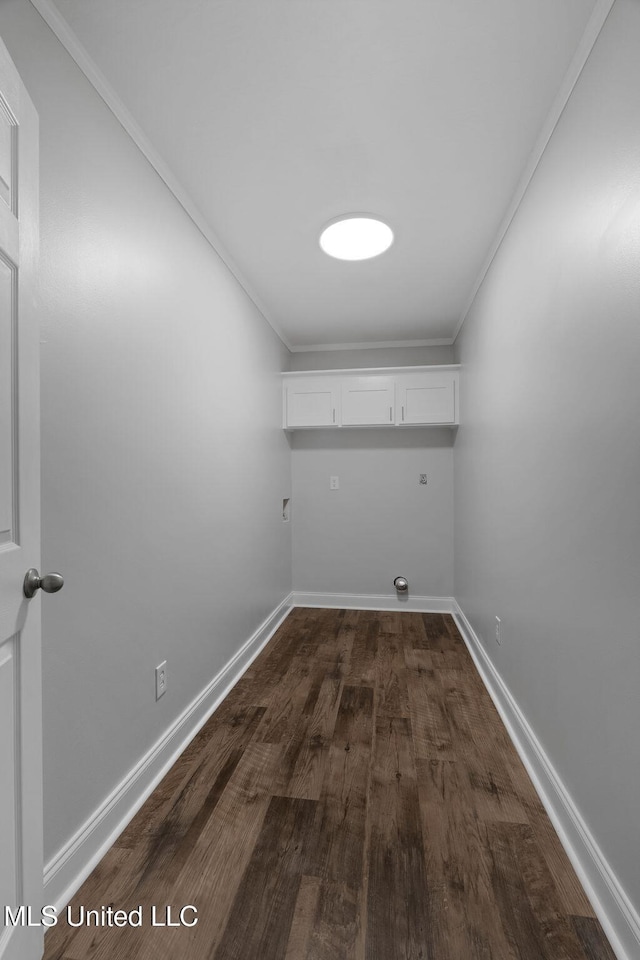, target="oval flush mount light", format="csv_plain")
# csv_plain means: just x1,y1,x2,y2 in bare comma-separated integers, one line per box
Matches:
319,215,394,261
